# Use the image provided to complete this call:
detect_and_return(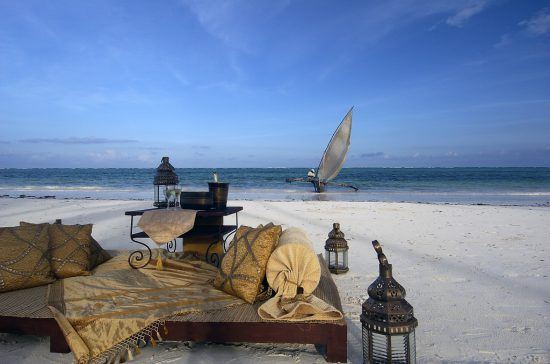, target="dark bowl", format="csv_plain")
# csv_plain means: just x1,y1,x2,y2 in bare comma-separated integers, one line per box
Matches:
180,191,213,210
